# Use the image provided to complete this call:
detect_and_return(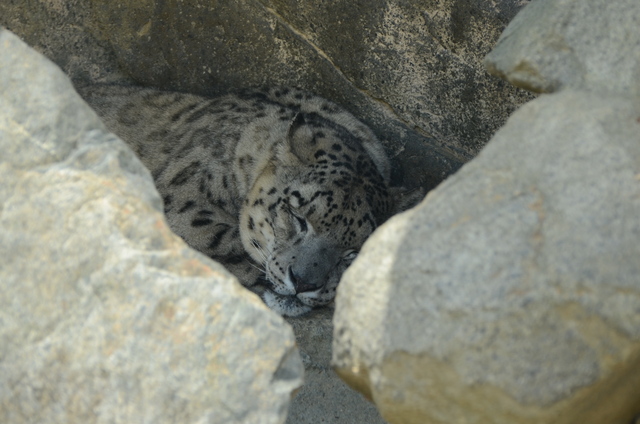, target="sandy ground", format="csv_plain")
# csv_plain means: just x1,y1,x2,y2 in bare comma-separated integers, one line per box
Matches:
285,308,387,424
